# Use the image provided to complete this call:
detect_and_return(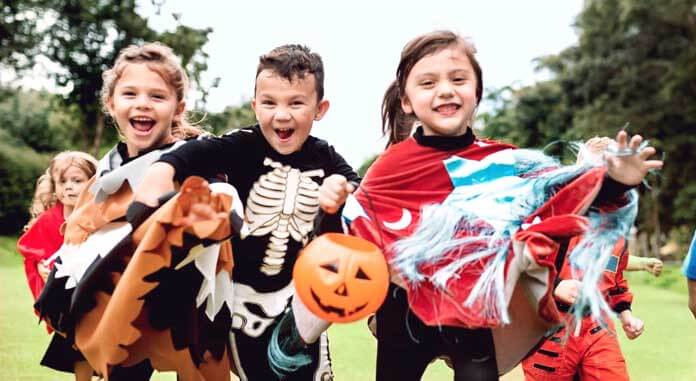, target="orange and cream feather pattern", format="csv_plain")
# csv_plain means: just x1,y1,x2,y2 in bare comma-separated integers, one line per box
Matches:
35,142,240,380
75,176,238,380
